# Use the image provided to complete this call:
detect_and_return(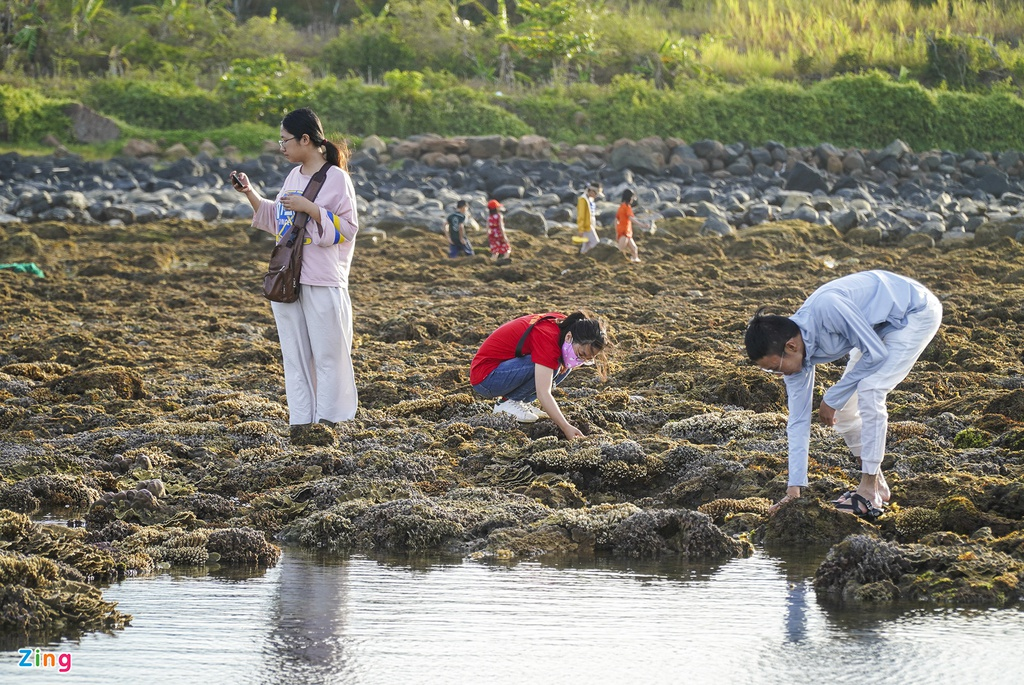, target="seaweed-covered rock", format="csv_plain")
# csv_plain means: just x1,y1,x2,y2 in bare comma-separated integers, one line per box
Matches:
697,496,772,526
759,498,871,546
815,533,1024,606
0,474,99,513
48,365,146,399
205,527,281,565
0,550,131,636
813,535,913,602
611,508,753,559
